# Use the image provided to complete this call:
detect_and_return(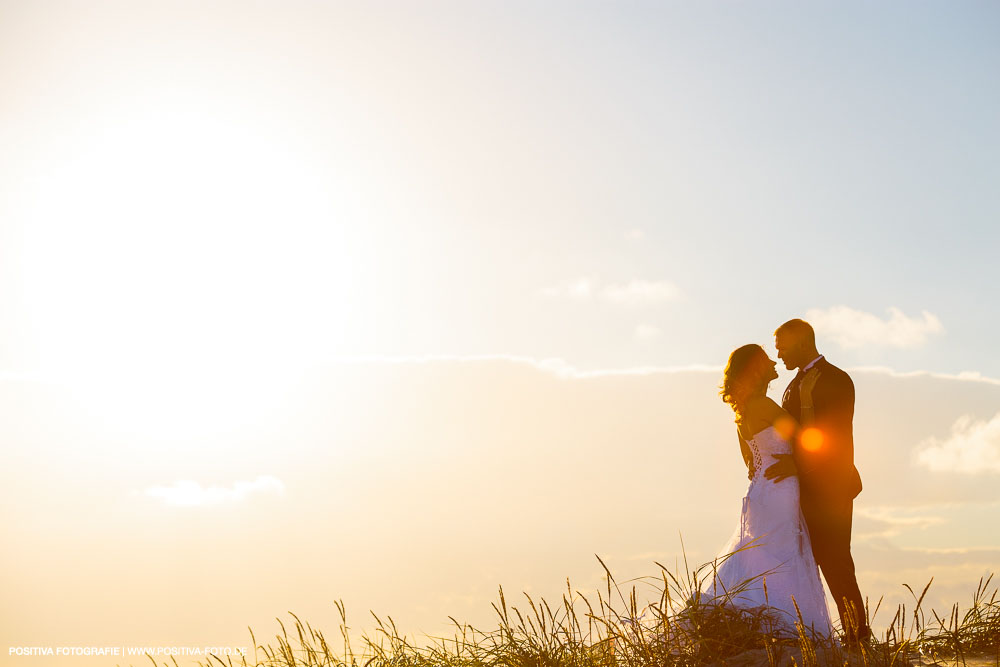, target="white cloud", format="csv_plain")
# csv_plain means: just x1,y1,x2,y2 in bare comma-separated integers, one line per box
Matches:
144,475,285,506
538,277,594,300
538,278,680,305
634,324,661,341
916,413,1000,474
625,228,644,240
601,280,681,305
805,306,944,348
